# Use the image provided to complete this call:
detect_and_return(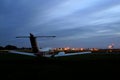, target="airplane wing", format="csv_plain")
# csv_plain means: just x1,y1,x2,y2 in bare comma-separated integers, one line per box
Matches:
9,50,36,57
54,51,91,57
8,50,91,58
